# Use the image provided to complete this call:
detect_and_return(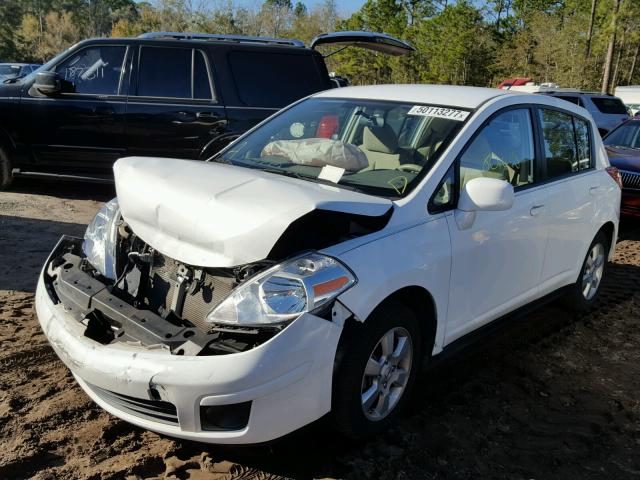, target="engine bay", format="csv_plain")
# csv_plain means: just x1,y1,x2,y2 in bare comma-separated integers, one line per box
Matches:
44,235,285,356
